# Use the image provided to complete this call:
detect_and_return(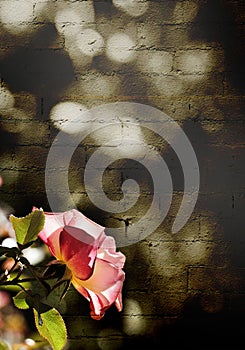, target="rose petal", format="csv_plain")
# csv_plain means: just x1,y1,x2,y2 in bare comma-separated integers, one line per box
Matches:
97,235,126,268
46,229,62,258
114,292,123,312
59,226,98,280
72,281,109,320
72,258,125,318
38,209,104,243
64,209,105,240
38,211,65,244
81,258,125,293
